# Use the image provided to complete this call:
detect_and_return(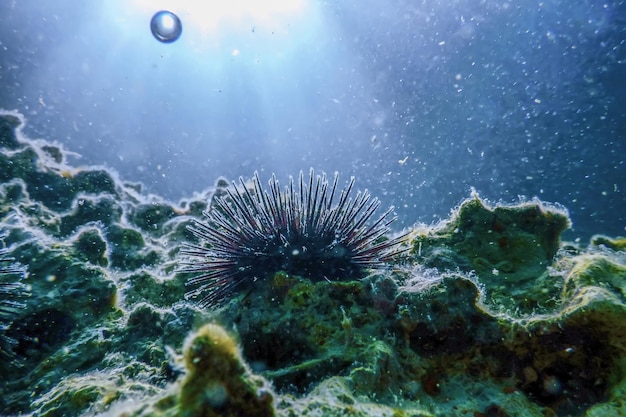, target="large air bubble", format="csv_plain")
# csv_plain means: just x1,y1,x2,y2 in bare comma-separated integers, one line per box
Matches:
150,10,182,43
